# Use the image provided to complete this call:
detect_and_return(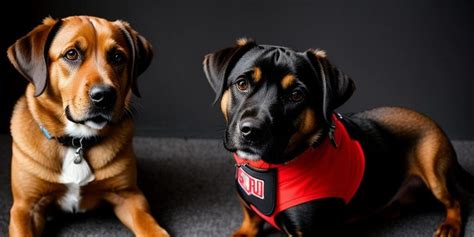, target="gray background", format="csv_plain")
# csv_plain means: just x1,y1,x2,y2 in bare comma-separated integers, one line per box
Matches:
1,0,473,139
